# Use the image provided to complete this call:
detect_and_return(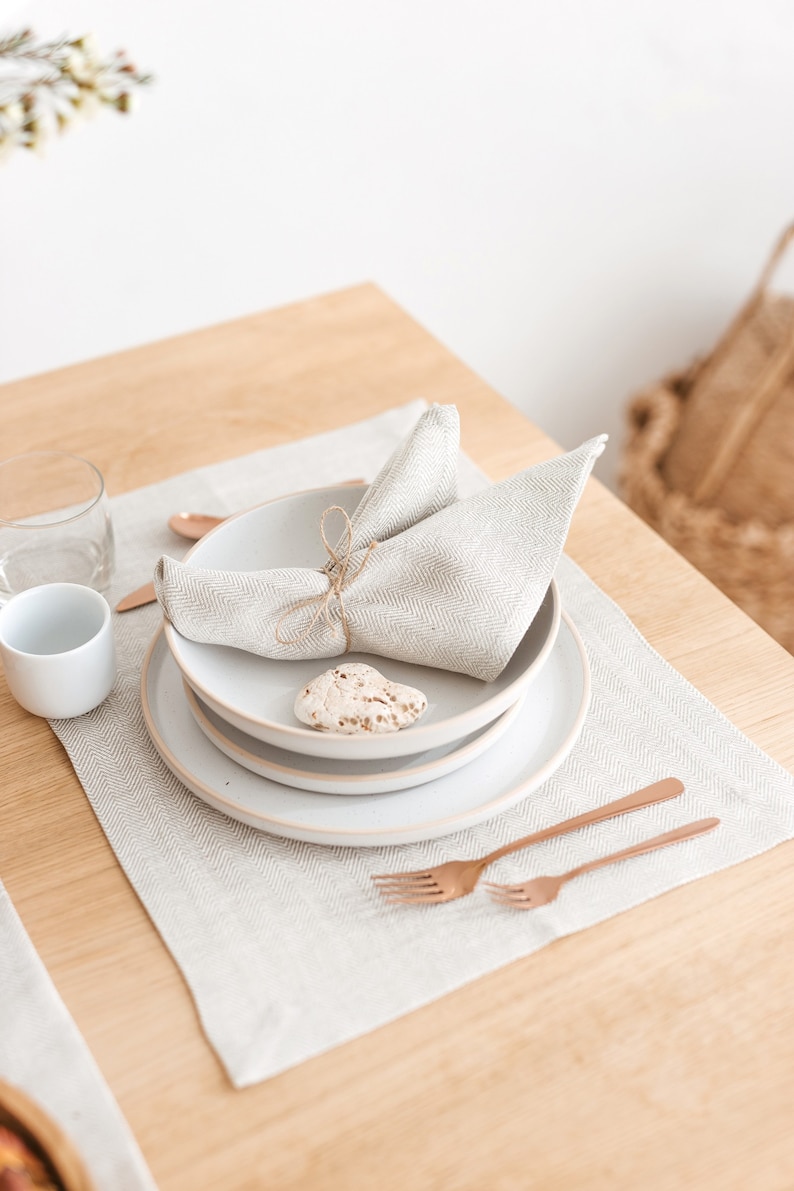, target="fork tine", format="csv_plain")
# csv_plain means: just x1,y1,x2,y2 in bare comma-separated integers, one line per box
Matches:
375,877,439,890
372,875,436,889
489,890,530,905
373,876,435,886
371,871,432,883
482,881,523,894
